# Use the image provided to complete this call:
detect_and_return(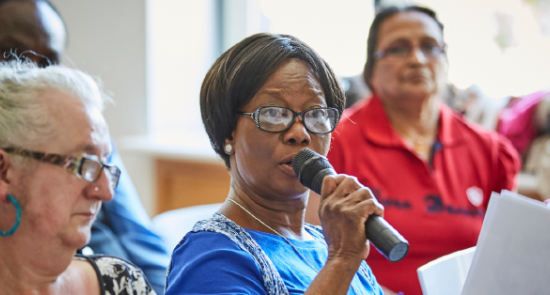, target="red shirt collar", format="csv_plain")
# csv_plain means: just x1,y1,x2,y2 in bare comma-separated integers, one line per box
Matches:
350,94,466,148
